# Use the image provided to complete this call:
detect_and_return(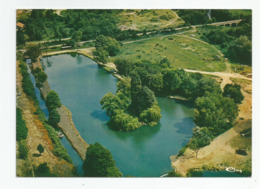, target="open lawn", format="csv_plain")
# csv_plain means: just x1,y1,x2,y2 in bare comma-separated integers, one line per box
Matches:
112,33,227,72
118,9,184,31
